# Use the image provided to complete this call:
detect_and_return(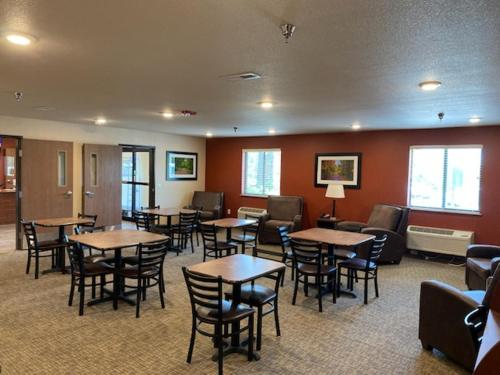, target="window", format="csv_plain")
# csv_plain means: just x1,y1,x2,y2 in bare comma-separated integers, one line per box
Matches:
242,149,281,196
408,146,482,213
57,151,67,187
